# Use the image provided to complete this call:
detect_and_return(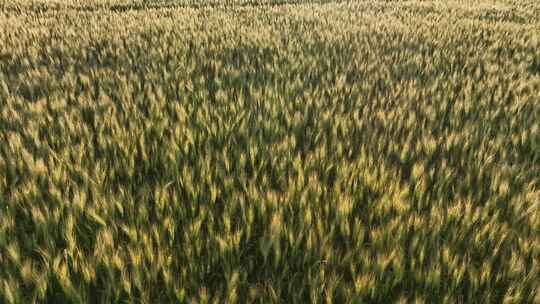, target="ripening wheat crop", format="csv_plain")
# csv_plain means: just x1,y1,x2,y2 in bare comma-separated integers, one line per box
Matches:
0,0,539,303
